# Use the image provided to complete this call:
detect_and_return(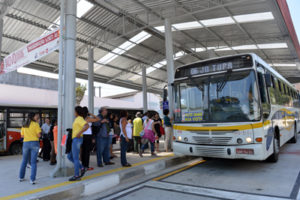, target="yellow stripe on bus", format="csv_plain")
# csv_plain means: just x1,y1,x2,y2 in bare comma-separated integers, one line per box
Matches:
173,120,271,132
